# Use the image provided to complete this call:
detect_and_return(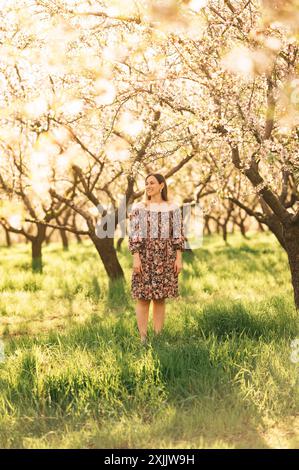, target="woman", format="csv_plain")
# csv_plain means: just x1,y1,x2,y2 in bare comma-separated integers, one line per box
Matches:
128,173,186,345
